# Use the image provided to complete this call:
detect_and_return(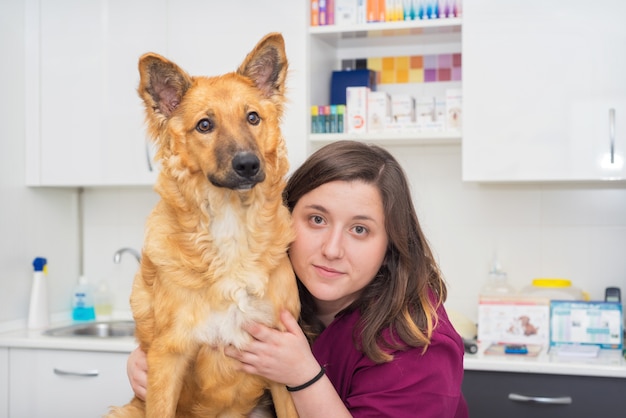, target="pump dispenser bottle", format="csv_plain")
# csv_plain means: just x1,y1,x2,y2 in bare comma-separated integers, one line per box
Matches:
480,253,516,297
72,276,96,321
28,257,49,330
